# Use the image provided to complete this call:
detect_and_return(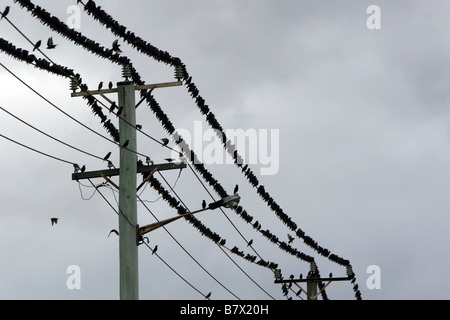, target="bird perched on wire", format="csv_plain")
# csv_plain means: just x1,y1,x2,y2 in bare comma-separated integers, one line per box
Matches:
247,239,253,247
32,40,41,51
109,101,117,113
205,292,211,300
97,81,103,91
121,140,129,149
80,165,86,173
287,233,294,244
112,39,122,53
108,81,113,90
1,6,10,20
46,37,57,49
103,152,111,161
50,218,58,226
108,229,119,237
152,245,158,255
233,184,239,194
161,138,169,147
